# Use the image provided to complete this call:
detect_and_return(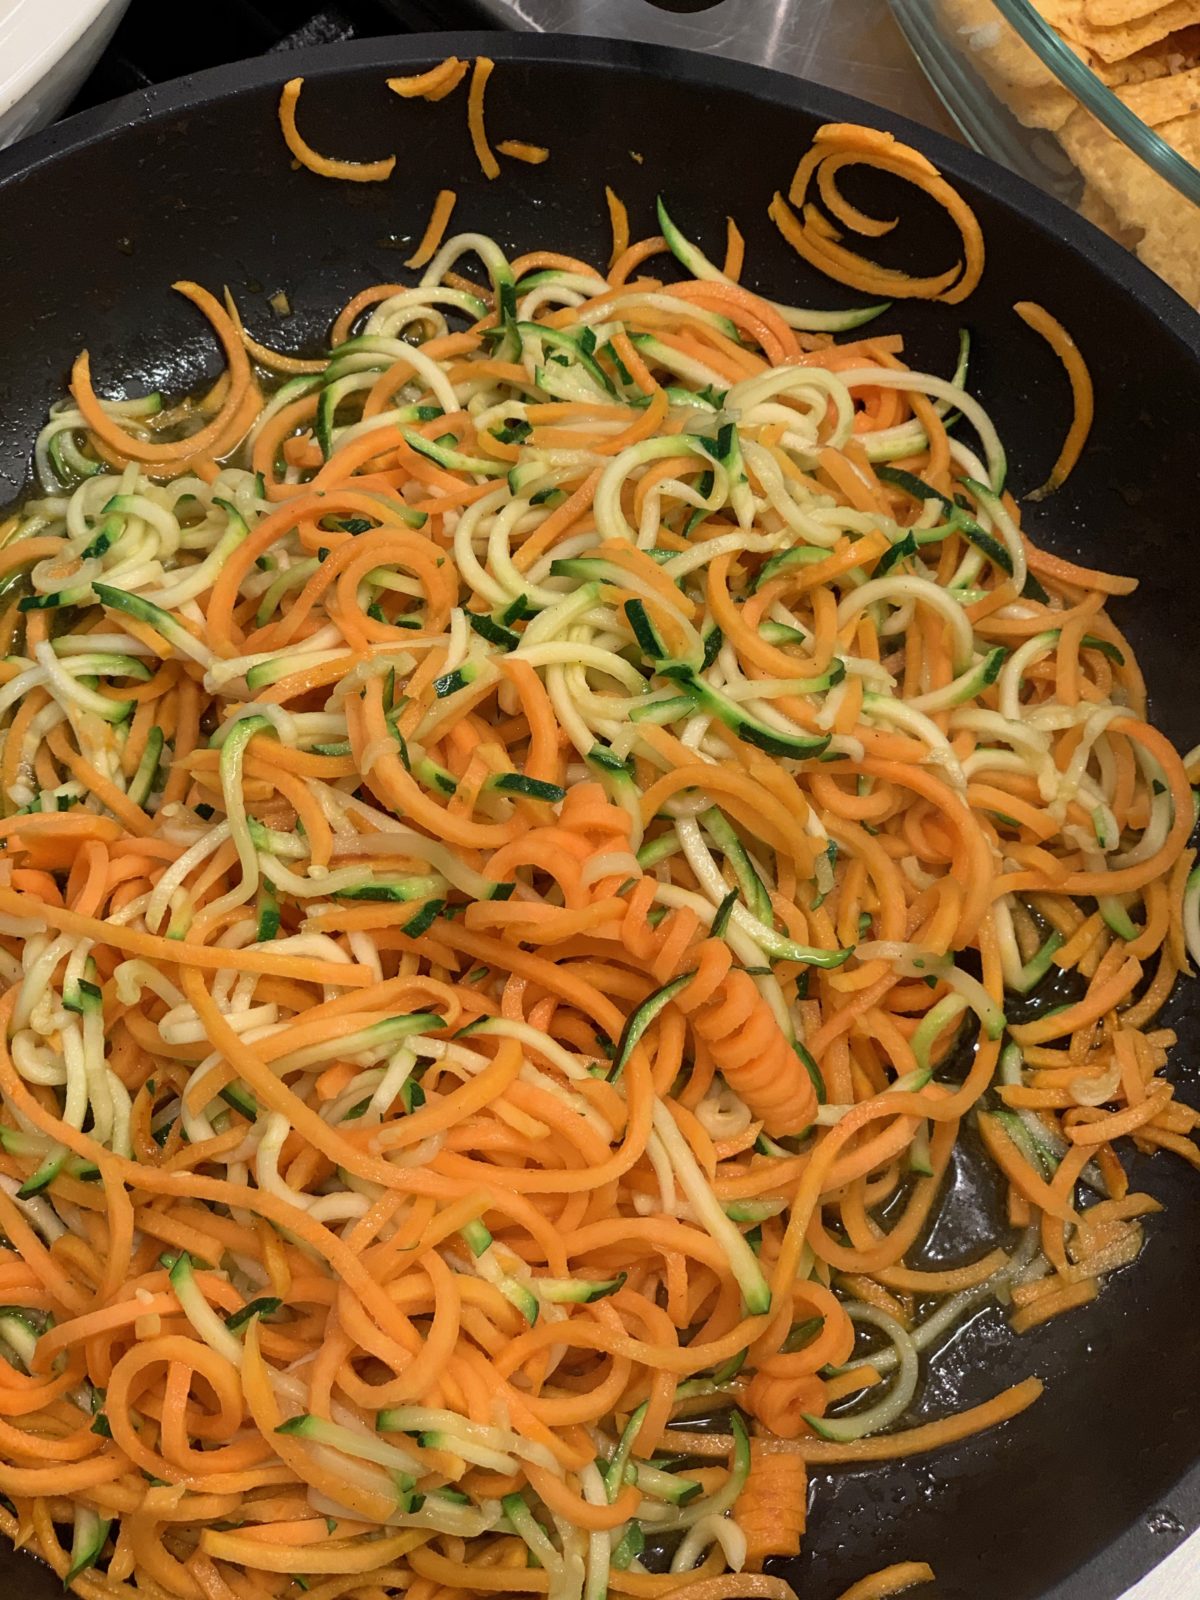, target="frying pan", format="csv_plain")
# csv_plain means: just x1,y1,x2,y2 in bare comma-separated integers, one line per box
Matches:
1,31,1198,1600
